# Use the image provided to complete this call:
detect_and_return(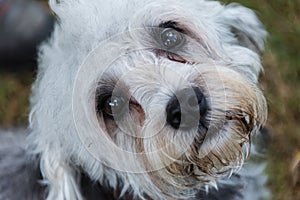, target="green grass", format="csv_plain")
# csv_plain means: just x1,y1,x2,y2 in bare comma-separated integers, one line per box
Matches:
222,1,300,199
0,72,33,127
1,1,300,199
